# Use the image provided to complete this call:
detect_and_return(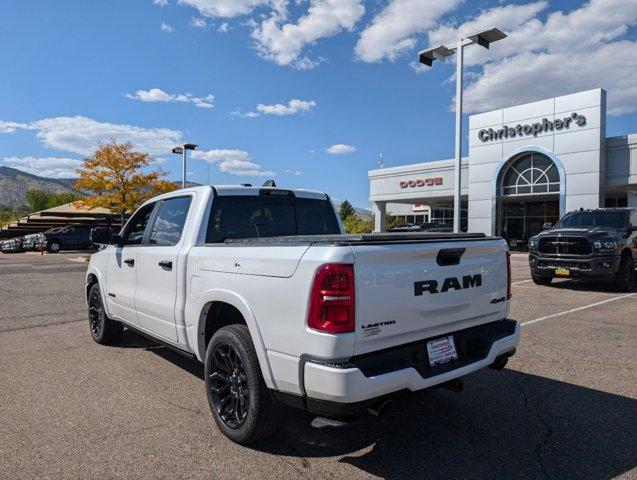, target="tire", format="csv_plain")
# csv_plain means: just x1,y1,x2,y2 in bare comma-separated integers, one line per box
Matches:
88,283,123,344
47,241,61,253
614,255,635,292
531,271,553,285
204,324,280,445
